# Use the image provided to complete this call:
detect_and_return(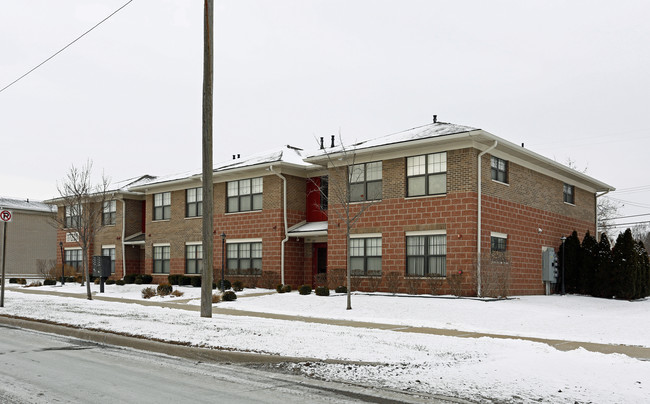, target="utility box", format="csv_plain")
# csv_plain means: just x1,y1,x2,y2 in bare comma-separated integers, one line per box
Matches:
92,255,112,278
542,248,558,282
